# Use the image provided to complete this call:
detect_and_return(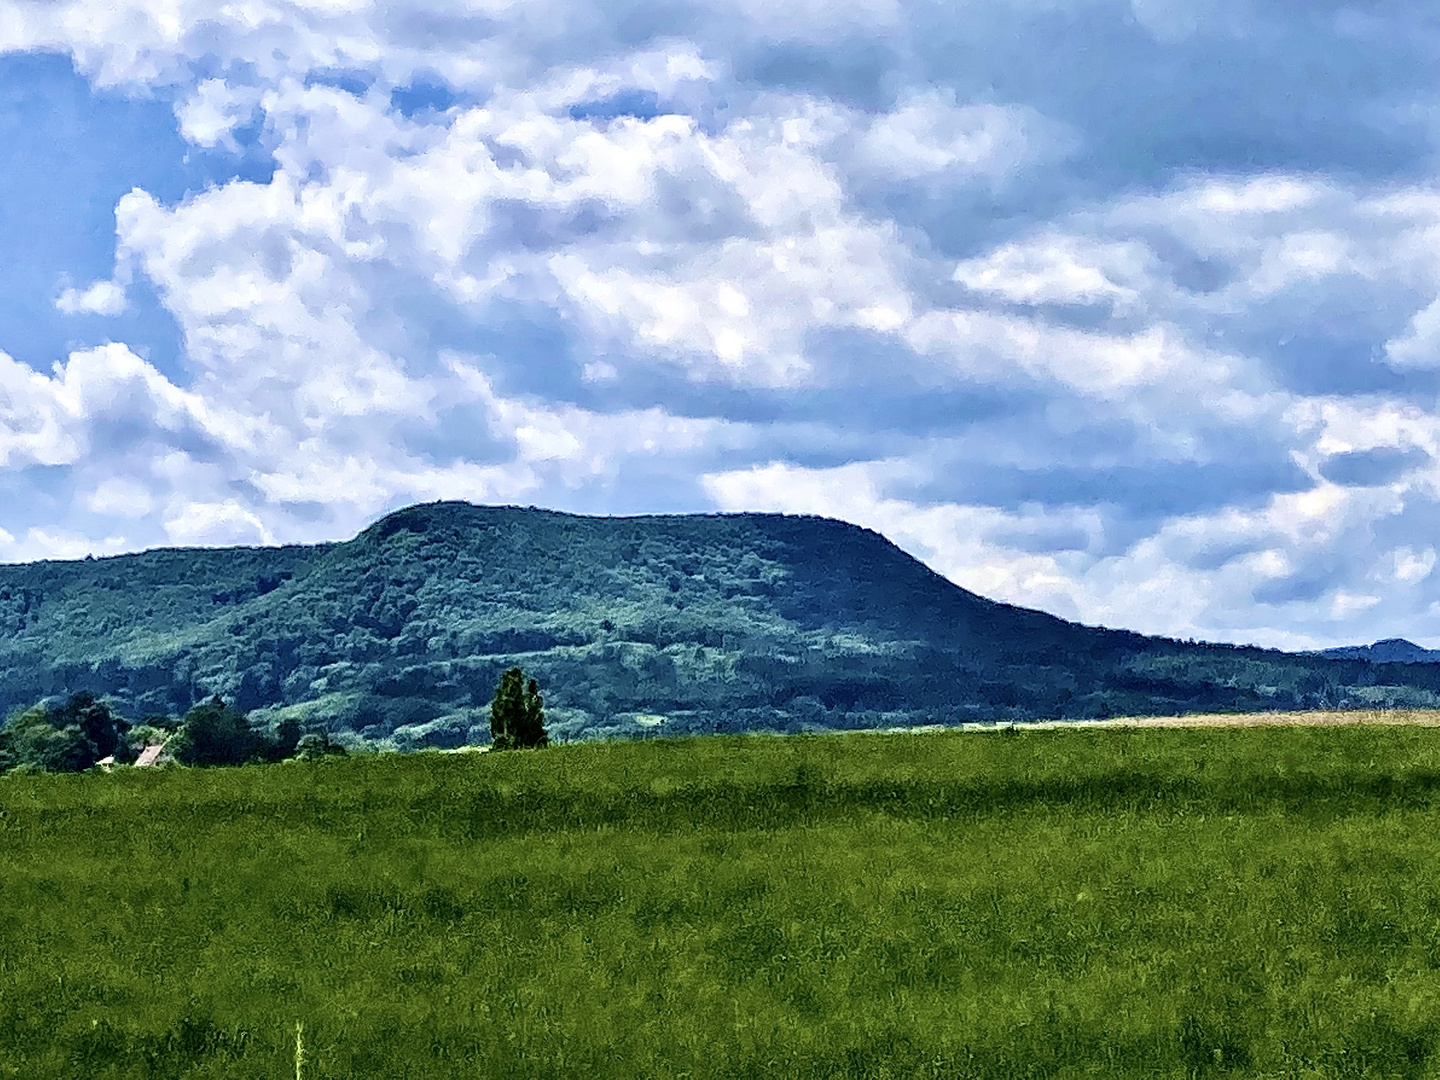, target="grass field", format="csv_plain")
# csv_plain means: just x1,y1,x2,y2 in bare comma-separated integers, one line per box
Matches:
7,722,1440,1078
